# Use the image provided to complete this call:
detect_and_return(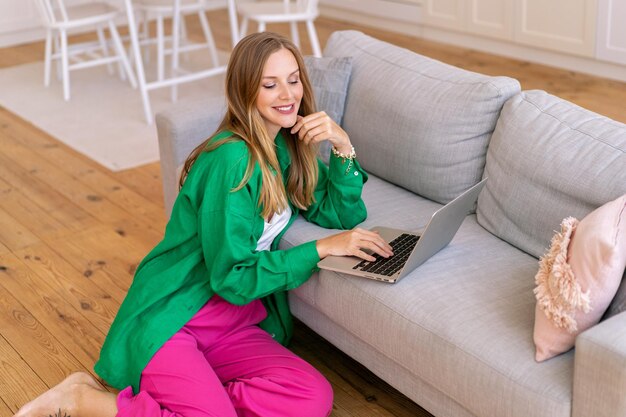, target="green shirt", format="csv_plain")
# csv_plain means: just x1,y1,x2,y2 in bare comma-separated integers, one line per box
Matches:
94,130,368,393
